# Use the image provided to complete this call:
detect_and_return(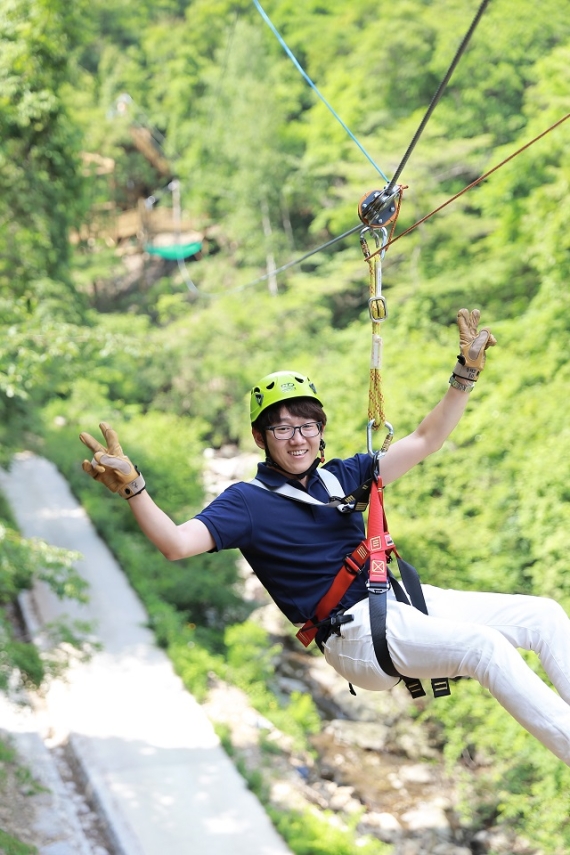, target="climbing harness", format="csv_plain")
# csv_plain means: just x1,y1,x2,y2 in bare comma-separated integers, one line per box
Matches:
250,217,451,698
250,467,372,514
251,469,450,699
365,476,451,699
